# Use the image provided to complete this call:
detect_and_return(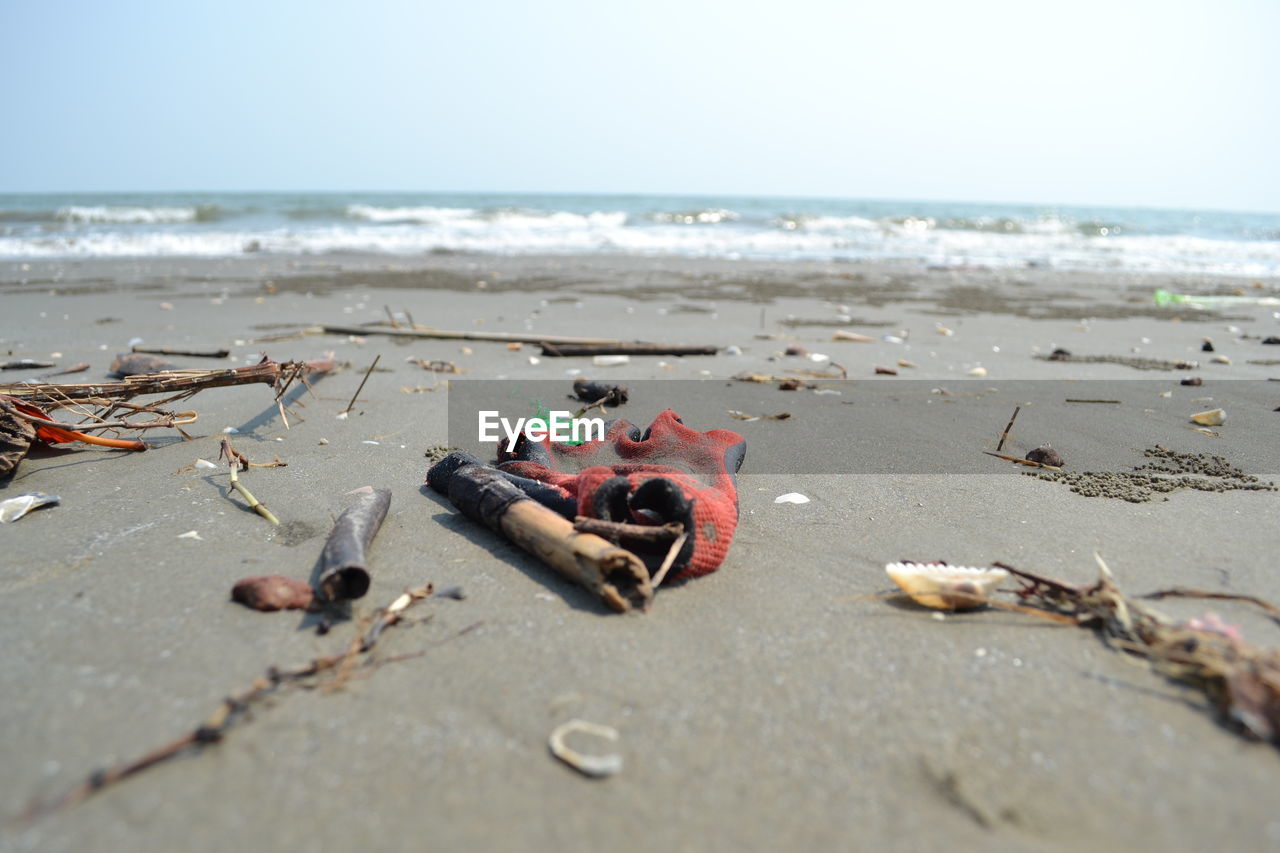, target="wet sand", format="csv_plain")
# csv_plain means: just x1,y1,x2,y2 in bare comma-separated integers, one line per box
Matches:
2,253,1280,852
